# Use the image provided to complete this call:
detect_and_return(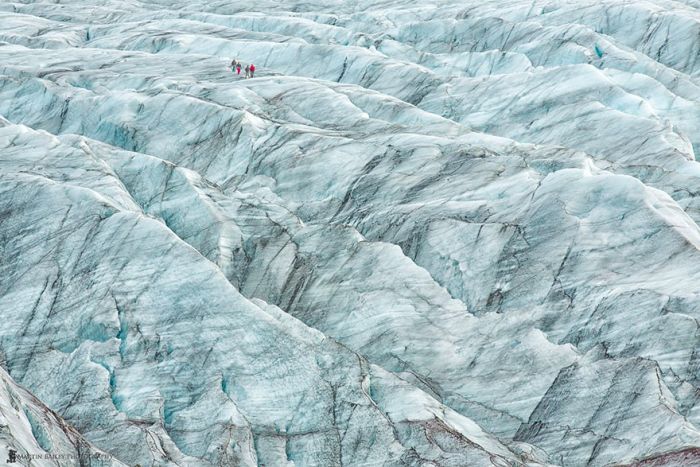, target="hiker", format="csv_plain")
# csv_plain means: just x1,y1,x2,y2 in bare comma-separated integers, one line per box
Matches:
249,63,256,78
244,64,250,79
